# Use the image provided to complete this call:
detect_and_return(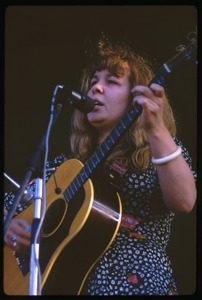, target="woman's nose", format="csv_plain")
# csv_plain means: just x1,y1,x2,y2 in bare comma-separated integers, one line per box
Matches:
92,83,104,94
